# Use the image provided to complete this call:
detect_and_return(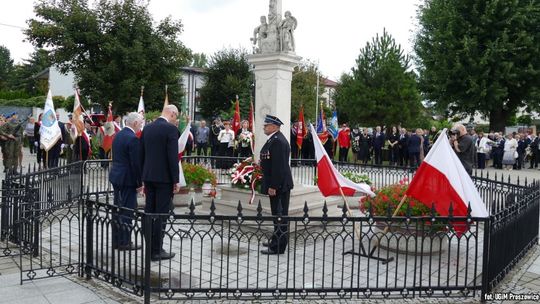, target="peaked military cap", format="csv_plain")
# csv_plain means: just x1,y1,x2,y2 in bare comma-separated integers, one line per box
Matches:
263,114,283,126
